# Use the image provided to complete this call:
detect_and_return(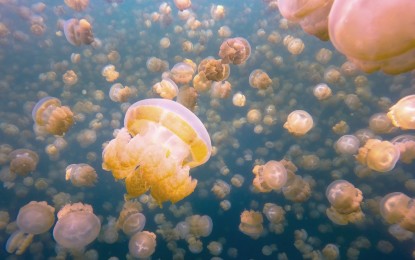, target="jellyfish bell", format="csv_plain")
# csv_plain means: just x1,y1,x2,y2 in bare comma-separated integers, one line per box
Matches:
252,160,287,192
152,77,179,100
122,212,146,236
218,37,251,65
129,231,157,258
283,110,314,136
65,163,97,187
64,0,89,11
9,149,39,176
102,98,212,205
335,135,360,155
387,95,415,130
63,18,94,46
249,69,272,90
174,0,191,11
356,139,400,172
170,62,195,84
239,210,263,239
17,201,55,235
326,180,362,214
